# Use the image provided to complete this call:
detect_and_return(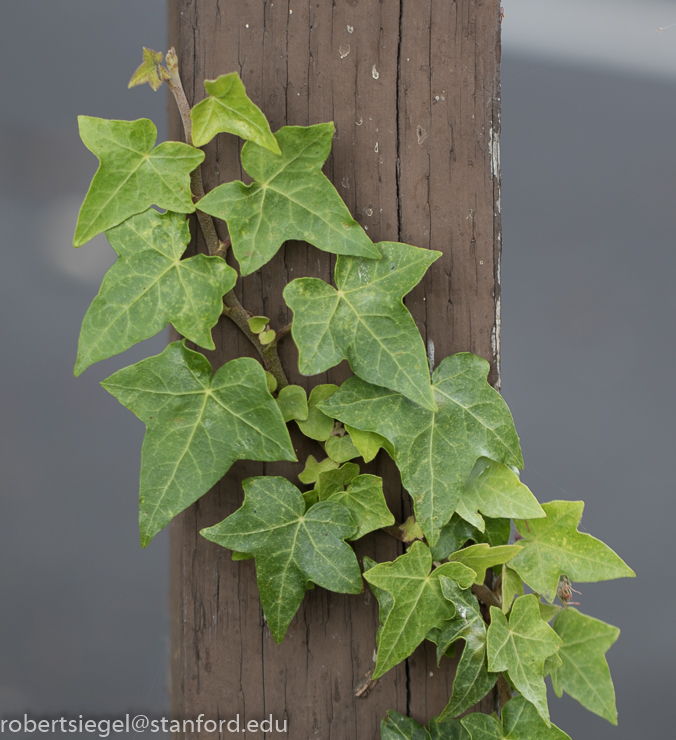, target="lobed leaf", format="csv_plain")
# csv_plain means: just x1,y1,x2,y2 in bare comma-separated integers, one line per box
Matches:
75,209,236,375
101,341,295,546
201,476,362,642
509,500,635,602
190,73,281,153
128,47,169,91
73,116,203,246
325,434,360,463
461,695,570,740
345,424,393,462
285,242,439,411
197,123,380,275
298,455,339,485
319,353,523,545
380,712,431,740
501,566,524,615
296,384,337,441
447,544,523,585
